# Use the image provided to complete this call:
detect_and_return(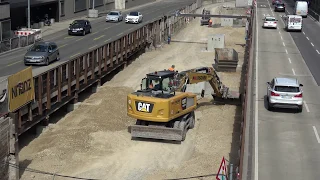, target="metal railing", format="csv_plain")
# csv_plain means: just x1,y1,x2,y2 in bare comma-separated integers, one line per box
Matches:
0,33,42,53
